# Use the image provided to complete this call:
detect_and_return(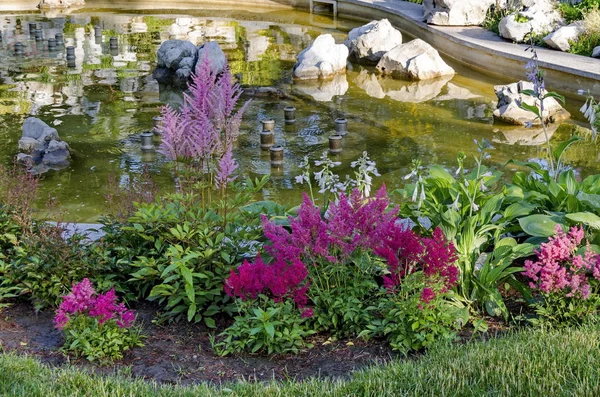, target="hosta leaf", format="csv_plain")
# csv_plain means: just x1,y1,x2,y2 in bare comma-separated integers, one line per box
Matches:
518,214,562,237
565,212,600,229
